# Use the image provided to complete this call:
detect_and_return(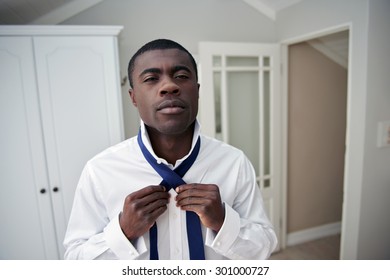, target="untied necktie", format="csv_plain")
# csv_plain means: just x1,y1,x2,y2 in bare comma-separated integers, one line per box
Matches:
137,130,205,260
